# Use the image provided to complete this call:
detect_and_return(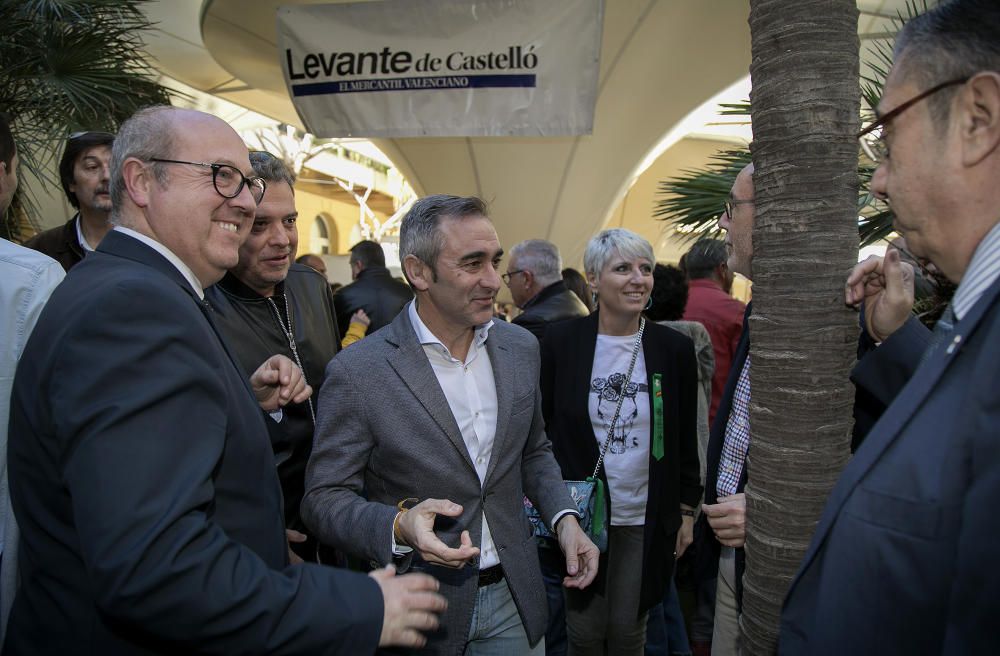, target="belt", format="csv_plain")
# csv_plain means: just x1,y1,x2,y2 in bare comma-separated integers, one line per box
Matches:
477,564,504,587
